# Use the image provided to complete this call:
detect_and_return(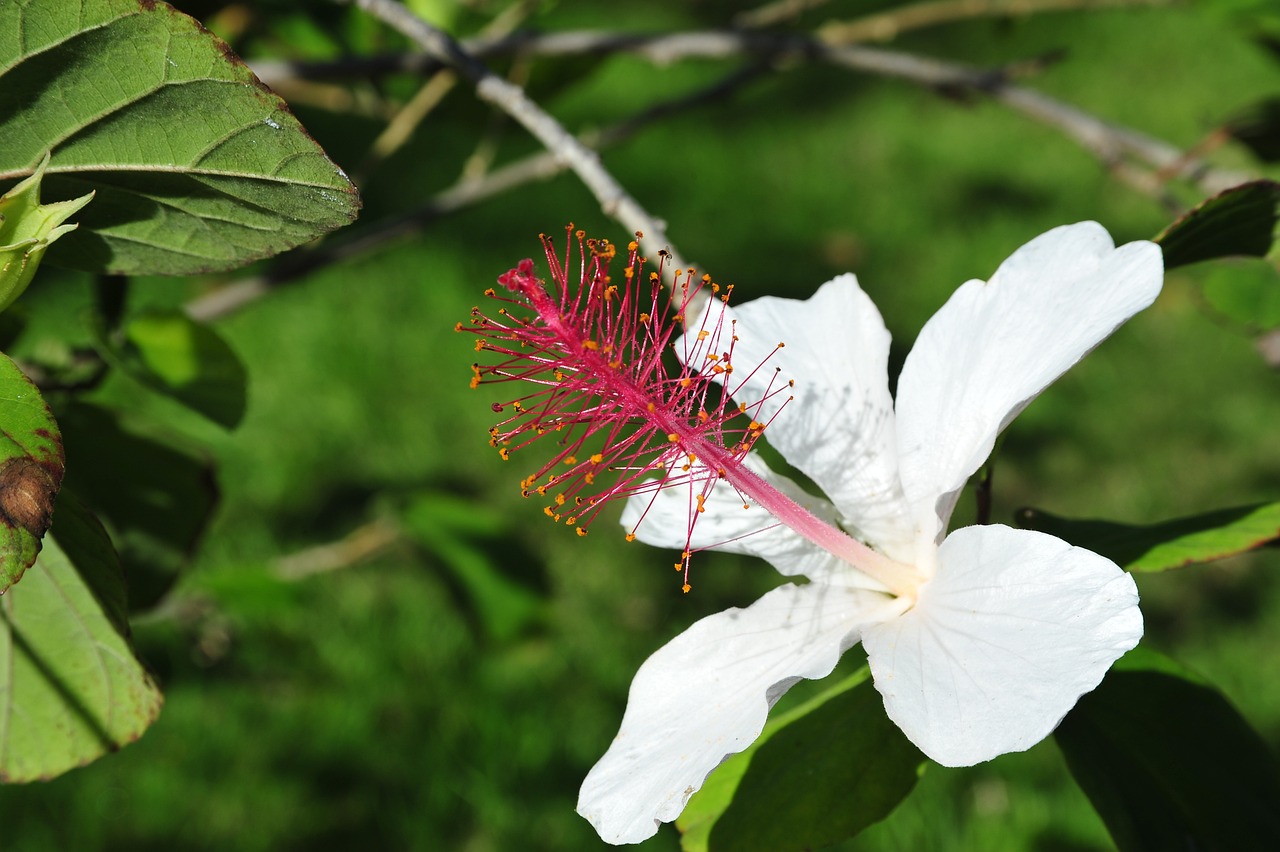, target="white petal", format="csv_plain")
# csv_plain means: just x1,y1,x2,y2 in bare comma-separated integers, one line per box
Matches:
894,223,1163,533
862,524,1142,767
689,275,916,560
619,453,884,589
578,582,906,844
